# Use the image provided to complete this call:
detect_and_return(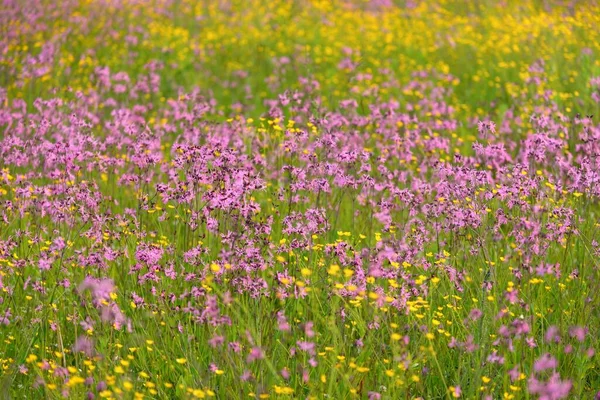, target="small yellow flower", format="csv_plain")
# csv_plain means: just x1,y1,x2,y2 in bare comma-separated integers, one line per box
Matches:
67,376,85,387
327,264,340,276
